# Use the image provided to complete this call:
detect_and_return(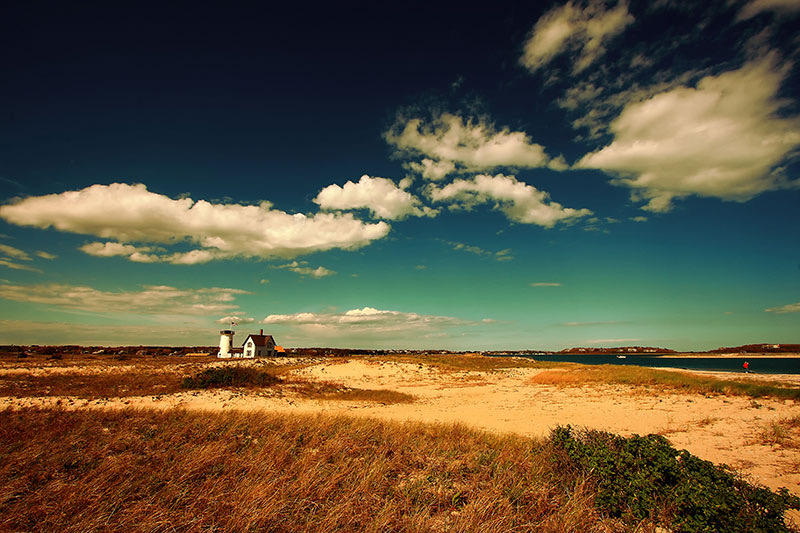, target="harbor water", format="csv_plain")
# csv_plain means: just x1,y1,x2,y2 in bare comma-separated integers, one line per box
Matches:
506,354,800,375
